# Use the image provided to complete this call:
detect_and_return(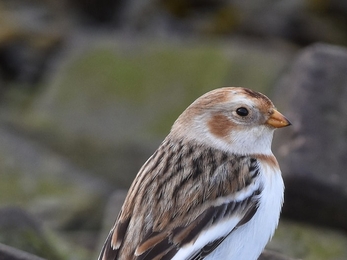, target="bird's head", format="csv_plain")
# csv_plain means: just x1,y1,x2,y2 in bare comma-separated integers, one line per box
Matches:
170,87,291,155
